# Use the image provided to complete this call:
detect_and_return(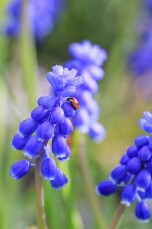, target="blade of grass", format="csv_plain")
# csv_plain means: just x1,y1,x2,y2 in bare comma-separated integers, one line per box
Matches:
19,0,38,110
